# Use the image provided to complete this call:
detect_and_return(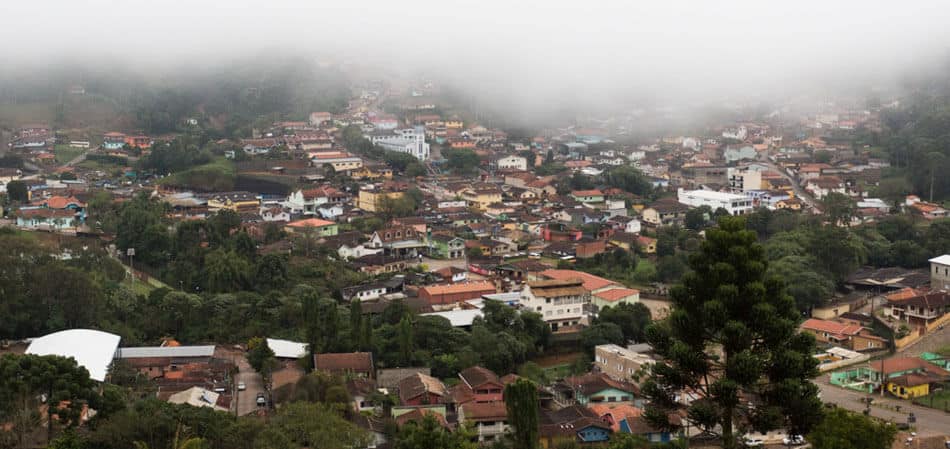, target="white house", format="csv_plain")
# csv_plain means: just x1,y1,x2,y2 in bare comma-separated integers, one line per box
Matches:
495,155,527,171
338,243,384,261
722,126,748,141
931,255,950,291
317,204,344,220
677,188,754,215
261,207,292,222
520,278,591,332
